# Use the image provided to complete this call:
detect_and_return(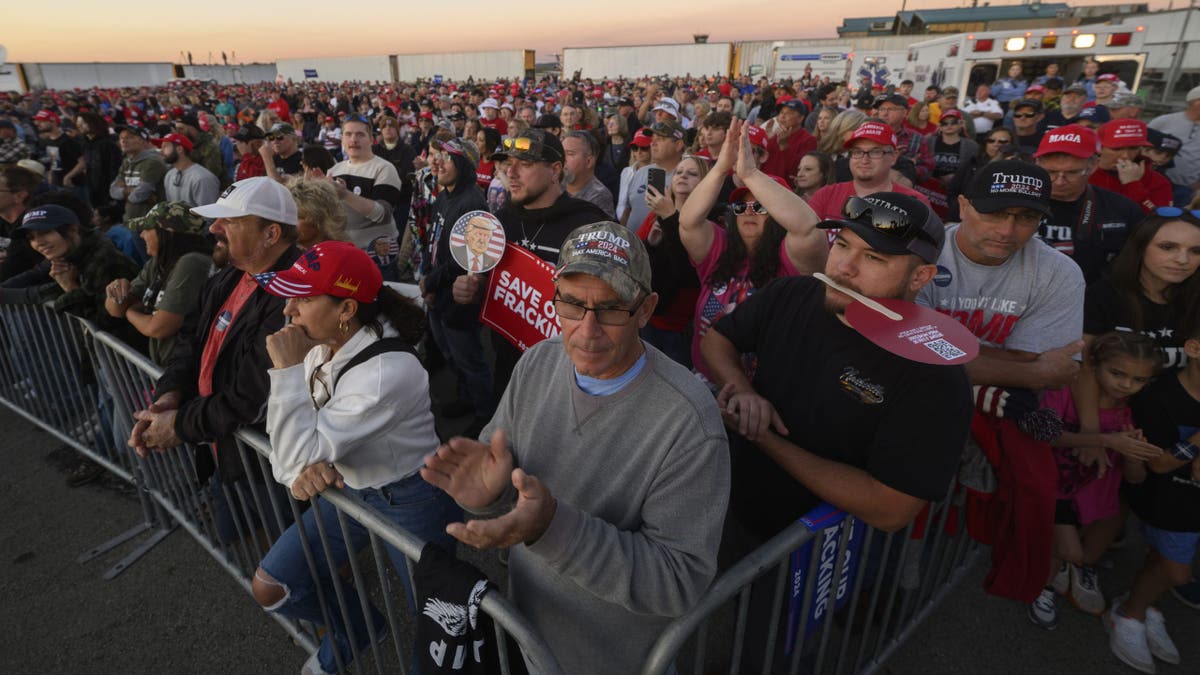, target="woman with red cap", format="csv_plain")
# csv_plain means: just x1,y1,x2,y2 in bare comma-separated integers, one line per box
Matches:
251,241,460,675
